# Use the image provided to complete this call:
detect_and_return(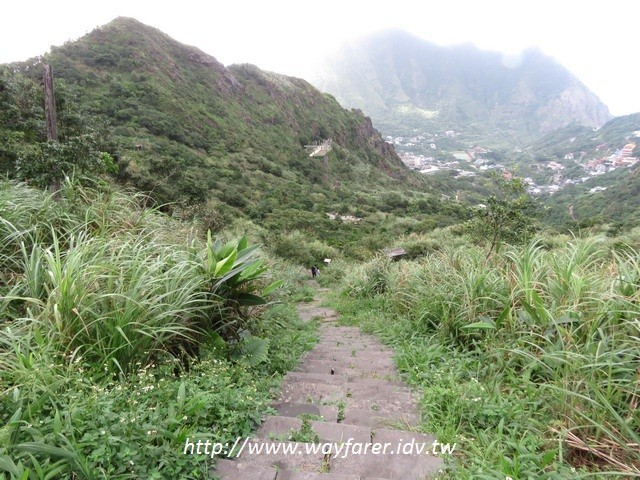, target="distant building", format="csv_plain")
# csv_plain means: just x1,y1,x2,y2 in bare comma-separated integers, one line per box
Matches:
547,161,564,170
453,151,472,161
621,143,636,158
420,165,441,174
